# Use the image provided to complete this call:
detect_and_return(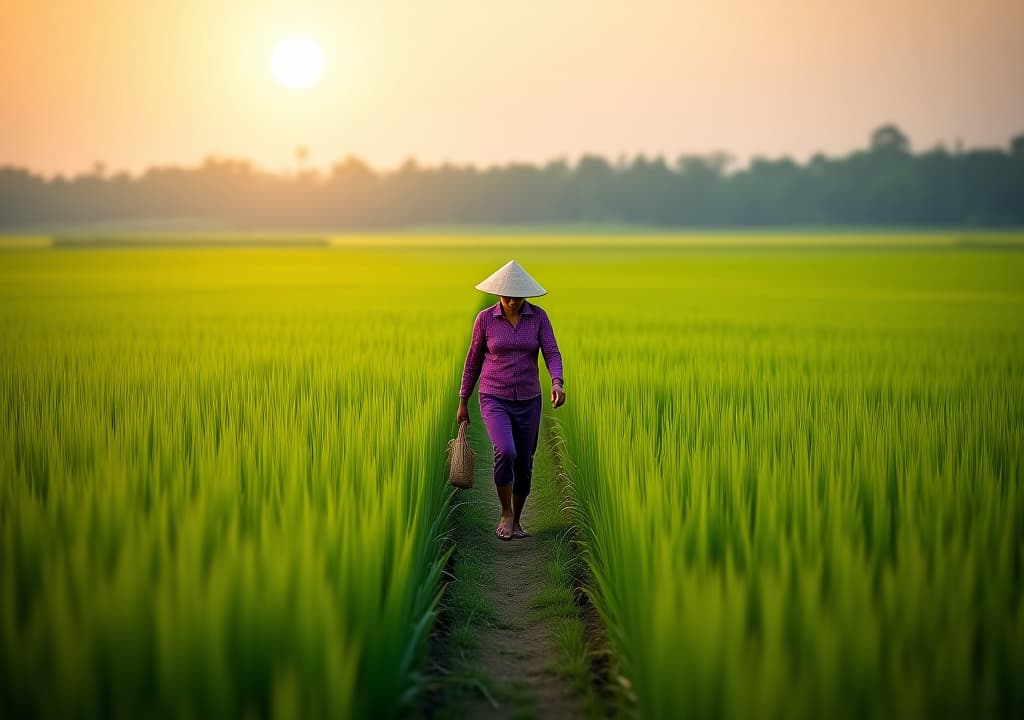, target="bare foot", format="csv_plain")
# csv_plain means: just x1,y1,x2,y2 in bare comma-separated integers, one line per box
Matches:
496,514,514,540
512,522,529,539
